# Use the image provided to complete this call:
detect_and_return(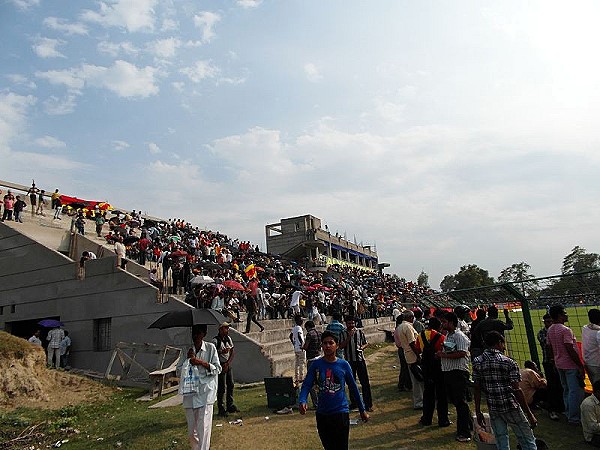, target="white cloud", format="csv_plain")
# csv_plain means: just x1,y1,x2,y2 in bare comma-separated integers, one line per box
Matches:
32,37,66,59
36,60,159,98
161,18,178,32
80,0,157,33
217,76,246,86
193,12,221,43
34,135,66,148
147,37,181,59
97,40,138,57
172,81,185,92
113,140,130,151
237,0,262,8
304,63,322,82
180,60,219,83
0,91,36,151
374,98,406,123
43,17,88,35
9,0,39,10
148,142,161,154
43,95,77,115
6,74,36,89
